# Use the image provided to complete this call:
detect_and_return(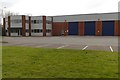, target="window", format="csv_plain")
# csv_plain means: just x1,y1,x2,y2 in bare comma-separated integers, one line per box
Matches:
34,29,37,33
39,20,42,23
36,20,39,24
31,20,42,24
46,29,51,33
32,29,34,32
31,29,43,33
46,20,51,24
11,30,13,33
31,20,34,24
11,30,17,33
26,29,29,33
40,29,42,32
11,19,22,23
15,30,17,33
26,20,29,24
34,20,36,24
36,29,39,33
